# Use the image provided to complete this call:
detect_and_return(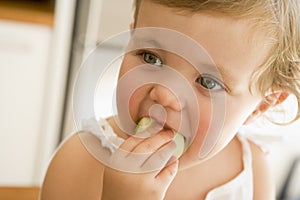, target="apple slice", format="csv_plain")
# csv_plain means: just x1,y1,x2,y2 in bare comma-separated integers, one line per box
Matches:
134,117,154,134
135,117,185,158
172,130,185,158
